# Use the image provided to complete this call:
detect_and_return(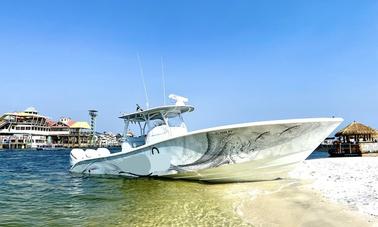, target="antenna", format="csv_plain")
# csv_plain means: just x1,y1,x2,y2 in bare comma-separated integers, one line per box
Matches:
161,56,166,105
137,52,149,109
